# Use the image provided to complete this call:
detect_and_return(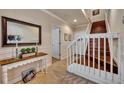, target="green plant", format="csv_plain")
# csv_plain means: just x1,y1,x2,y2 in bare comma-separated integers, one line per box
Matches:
20,48,26,54
31,47,36,53
26,48,31,53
